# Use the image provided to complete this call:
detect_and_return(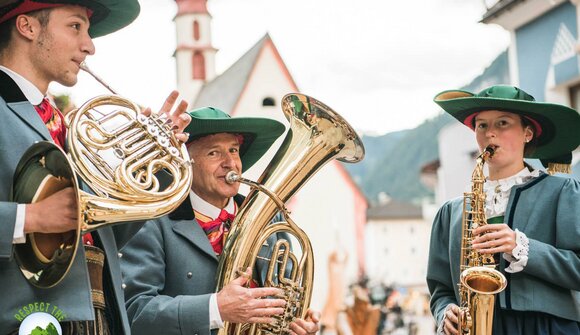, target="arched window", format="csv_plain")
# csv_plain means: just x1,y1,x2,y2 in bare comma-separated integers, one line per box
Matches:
192,51,206,80
193,20,200,41
262,97,275,106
